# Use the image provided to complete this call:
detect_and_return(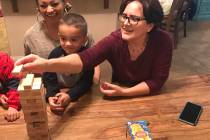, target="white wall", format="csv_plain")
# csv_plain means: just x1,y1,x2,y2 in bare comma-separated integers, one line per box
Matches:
1,0,121,56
